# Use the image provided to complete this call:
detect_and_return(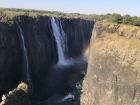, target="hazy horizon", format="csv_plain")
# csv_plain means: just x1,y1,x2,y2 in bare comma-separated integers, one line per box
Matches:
0,0,140,16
